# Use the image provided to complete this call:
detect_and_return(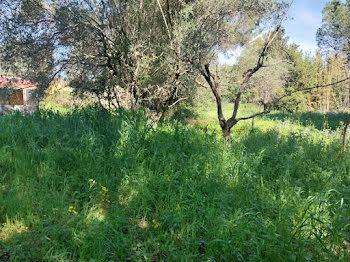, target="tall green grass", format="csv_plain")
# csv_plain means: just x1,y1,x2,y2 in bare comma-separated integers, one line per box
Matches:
0,108,349,261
